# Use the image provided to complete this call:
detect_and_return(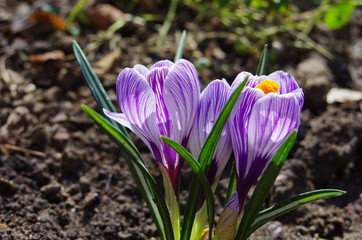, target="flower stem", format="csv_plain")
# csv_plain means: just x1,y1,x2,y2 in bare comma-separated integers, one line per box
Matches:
160,165,180,240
